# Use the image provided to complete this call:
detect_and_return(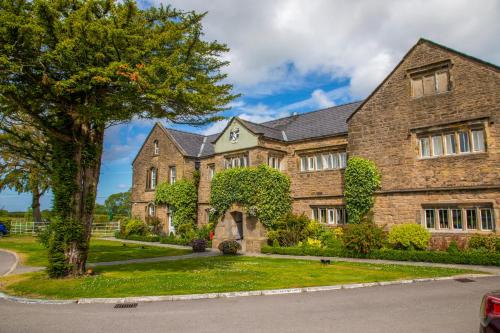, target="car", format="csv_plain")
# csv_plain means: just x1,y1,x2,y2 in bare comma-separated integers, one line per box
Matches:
0,223,8,236
480,292,500,333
